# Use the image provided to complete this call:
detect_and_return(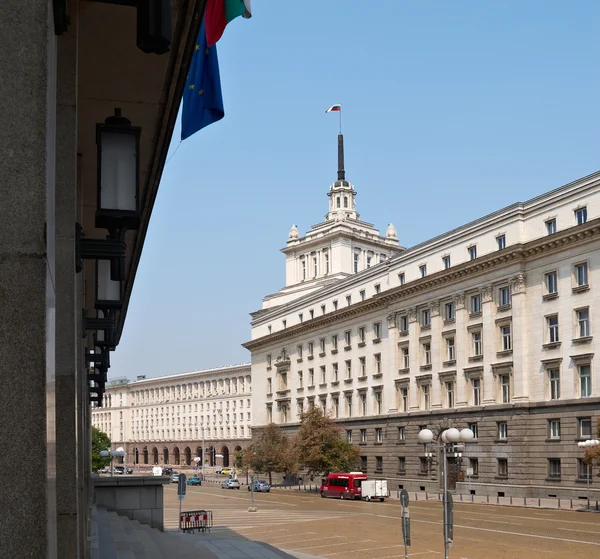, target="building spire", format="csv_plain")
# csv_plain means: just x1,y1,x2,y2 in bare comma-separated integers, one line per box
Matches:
337,134,345,181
